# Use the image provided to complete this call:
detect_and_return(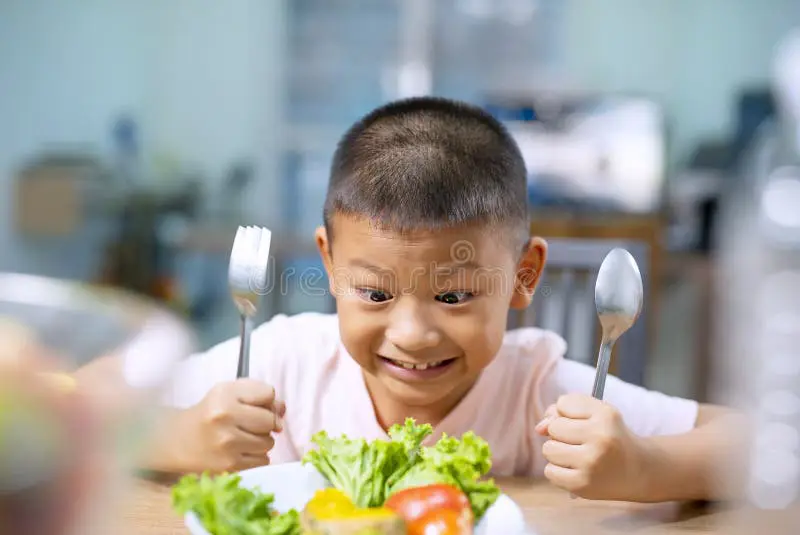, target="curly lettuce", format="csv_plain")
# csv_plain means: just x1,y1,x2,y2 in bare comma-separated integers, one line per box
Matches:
172,472,301,535
301,419,430,508
302,418,501,520
387,430,501,519
172,419,501,532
